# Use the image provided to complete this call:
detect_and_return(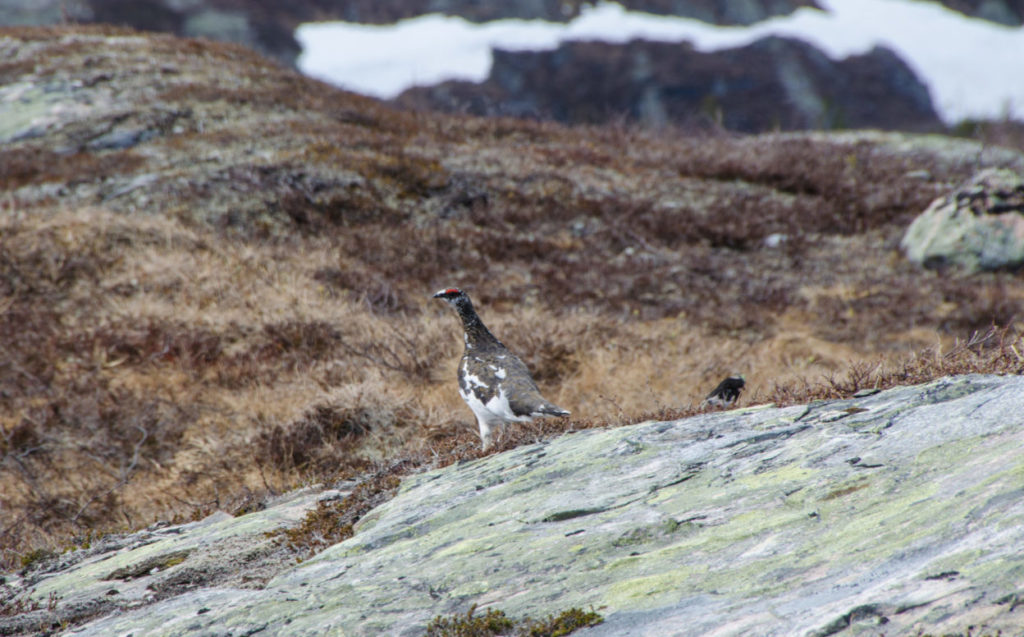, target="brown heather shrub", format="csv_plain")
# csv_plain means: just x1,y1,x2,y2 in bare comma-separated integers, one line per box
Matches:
935,279,1023,334
276,187,400,230
313,266,407,314
253,393,419,476
252,320,341,369
425,604,603,637
280,469,404,557
669,137,949,234
0,148,147,189
68,320,225,370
